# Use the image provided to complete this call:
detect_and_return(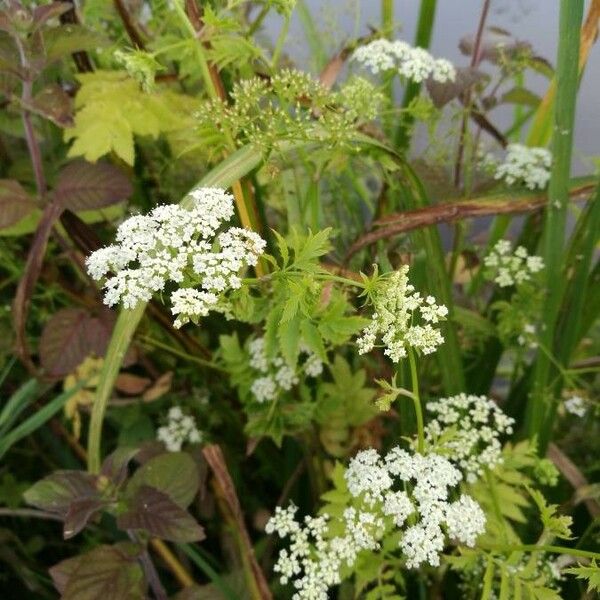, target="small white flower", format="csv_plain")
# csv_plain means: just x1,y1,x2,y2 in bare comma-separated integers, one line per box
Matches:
352,38,456,84
483,240,544,288
484,144,552,190
157,406,203,451
564,395,587,417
